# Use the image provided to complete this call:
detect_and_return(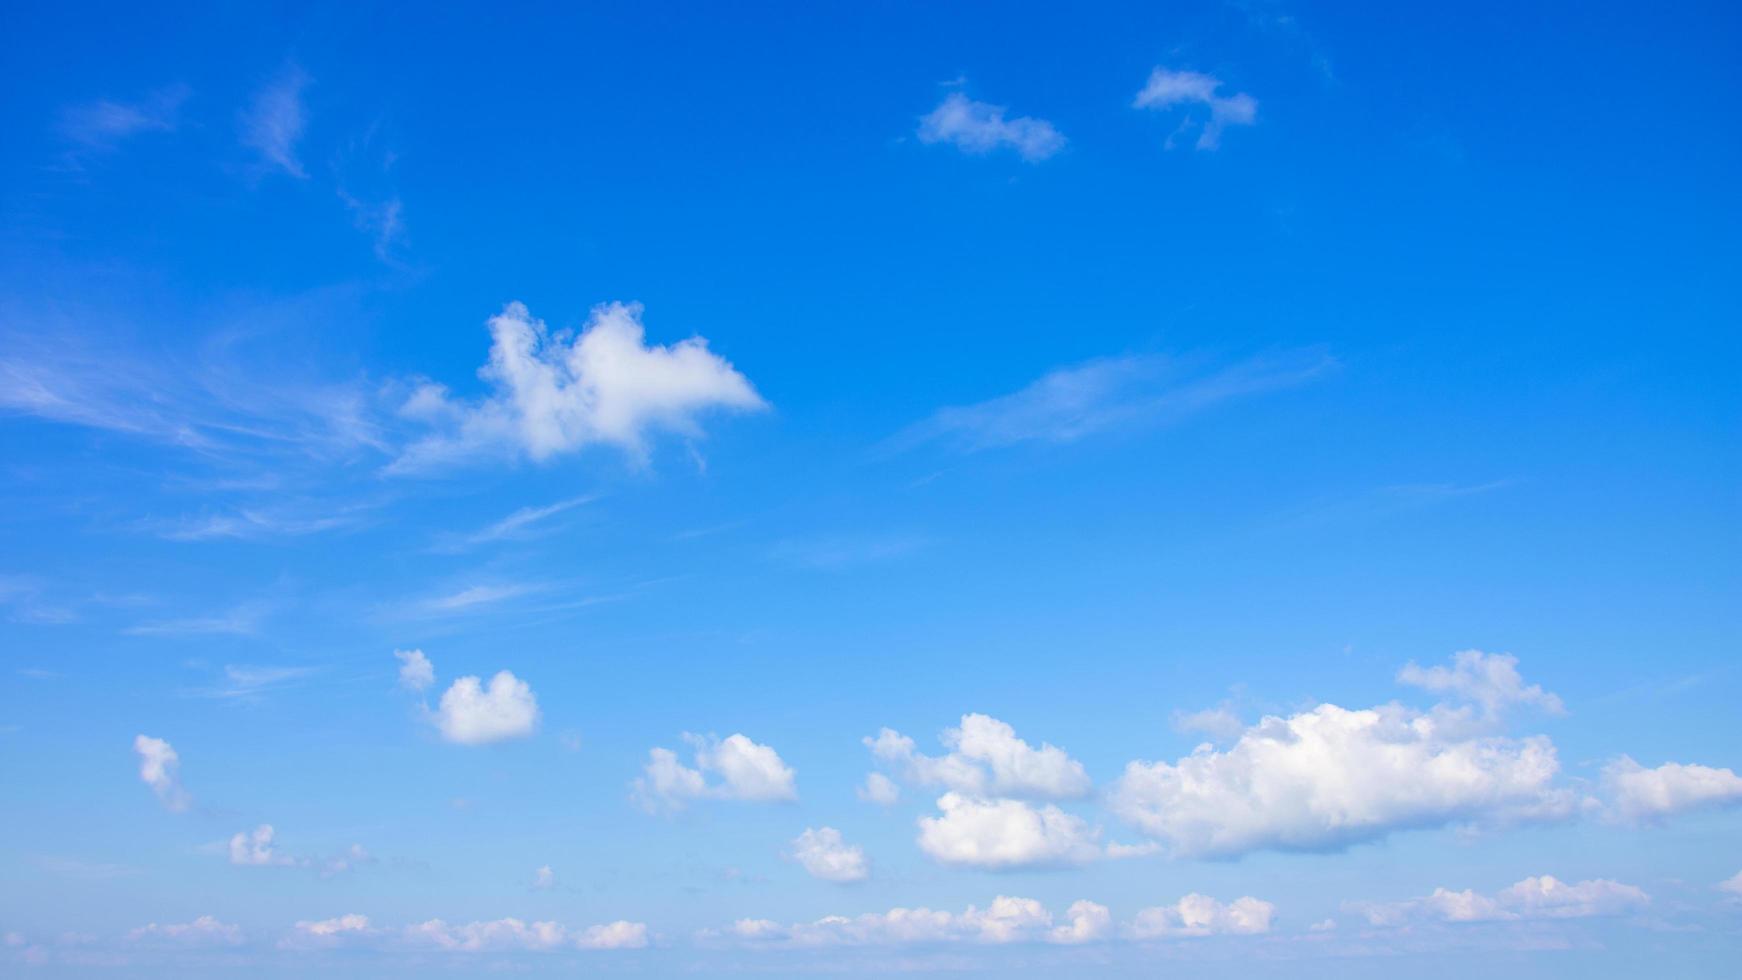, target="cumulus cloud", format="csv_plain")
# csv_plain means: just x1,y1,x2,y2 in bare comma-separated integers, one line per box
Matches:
133,734,189,812
532,865,556,890
1398,650,1564,718
865,714,1091,800
1132,67,1257,149
392,301,764,472
791,827,869,883
127,916,244,947
279,914,374,950
241,65,309,177
1108,701,1572,858
858,772,901,806
433,671,539,744
405,917,645,952
916,792,1101,870
722,895,1062,948
1049,901,1113,944
394,648,434,691
1355,875,1649,926
1601,756,1742,823
633,733,797,811
917,92,1065,162
1719,870,1742,896
229,824,294,867
1124,895,1275,938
